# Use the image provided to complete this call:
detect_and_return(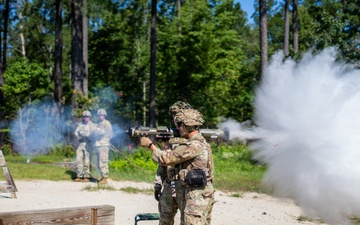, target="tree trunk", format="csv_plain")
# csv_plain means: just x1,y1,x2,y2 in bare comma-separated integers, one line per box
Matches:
149,0,157,128
259,0,268,77
284,0,290,56
177,0,181,34
82,0,88,97
0,0,10,147
292,0,298,53
54,0,63,103
71,0,84,109
2,0,10,68
16,0,26,58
